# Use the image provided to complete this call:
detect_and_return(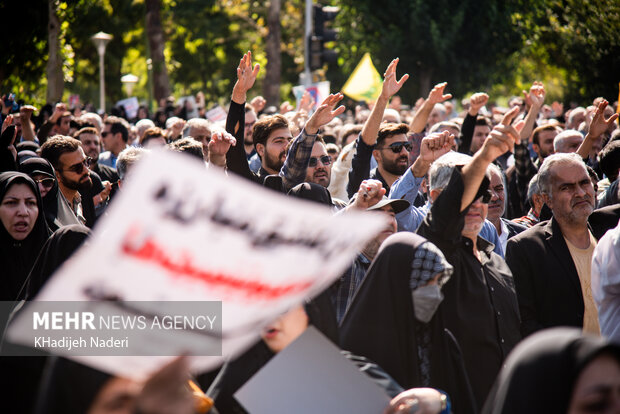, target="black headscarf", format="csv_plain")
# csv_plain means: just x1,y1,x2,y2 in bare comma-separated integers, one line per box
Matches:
482,328,620,414
287,182,333,206
15,141,40,153
339,232,477,414
0,171,50,301
0,171,50,414
23,224,90,299
19,157,81,231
